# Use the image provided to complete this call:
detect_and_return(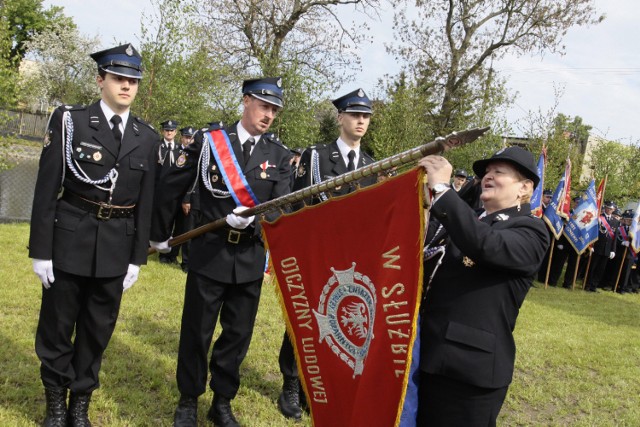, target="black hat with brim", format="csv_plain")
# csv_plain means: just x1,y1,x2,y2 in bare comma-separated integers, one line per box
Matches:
472,146,540,188
90,43,143,79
